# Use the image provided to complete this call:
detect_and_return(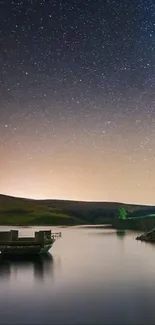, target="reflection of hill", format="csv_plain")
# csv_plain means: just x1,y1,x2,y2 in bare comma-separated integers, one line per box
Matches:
88,231,117,237
0,253,55,280
116,230,126,238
